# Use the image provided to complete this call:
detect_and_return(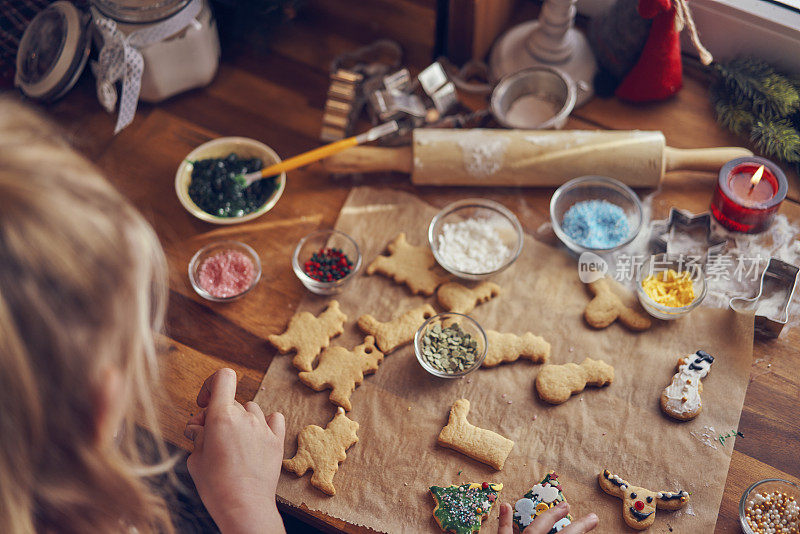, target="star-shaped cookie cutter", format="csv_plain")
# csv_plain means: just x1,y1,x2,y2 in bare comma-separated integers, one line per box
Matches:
649,208,728,262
